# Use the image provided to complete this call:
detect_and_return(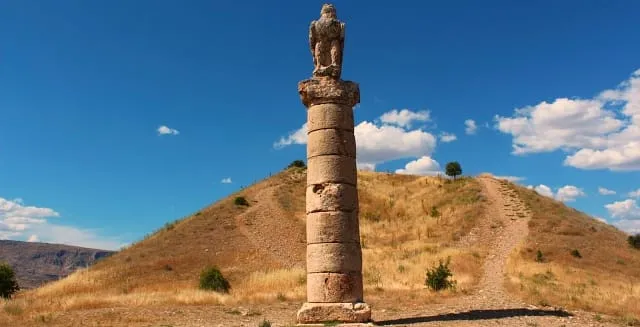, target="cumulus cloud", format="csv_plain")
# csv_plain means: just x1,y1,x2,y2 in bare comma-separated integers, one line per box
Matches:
613,220,640,234
274,123,308,148
221,178,232,184
379,109,430,128
354,121,436,169
598,187,616,195
495,69,640,171
157,125,179,136
274,109,437,171
439,132,457,143
530,184,585,202
629,189,640,198
606,199,640,220
493,175,526,182
357,163,376,171
0,197,124,250
555,185,586,202
395,156,441,176
533,185,554,198
464,119,477,135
